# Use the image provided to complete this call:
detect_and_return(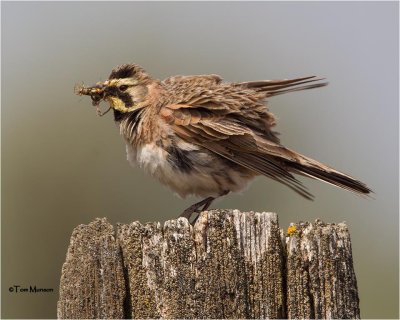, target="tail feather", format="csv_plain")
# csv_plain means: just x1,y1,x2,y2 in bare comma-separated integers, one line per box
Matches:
286,157,371,196
238,76,328,97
